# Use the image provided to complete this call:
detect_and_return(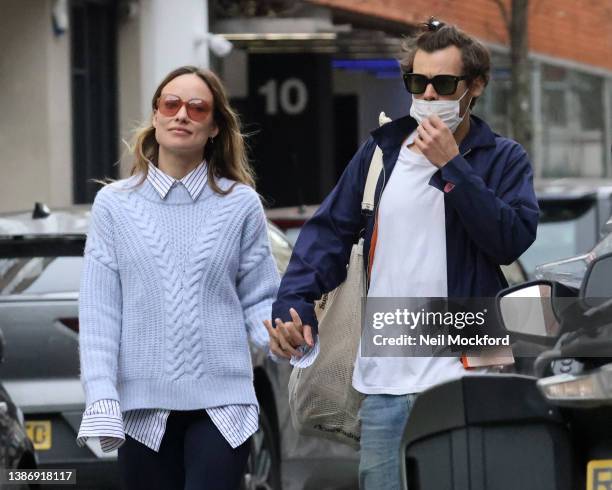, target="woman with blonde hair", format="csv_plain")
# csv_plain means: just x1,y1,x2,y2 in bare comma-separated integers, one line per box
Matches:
75,66,280,489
